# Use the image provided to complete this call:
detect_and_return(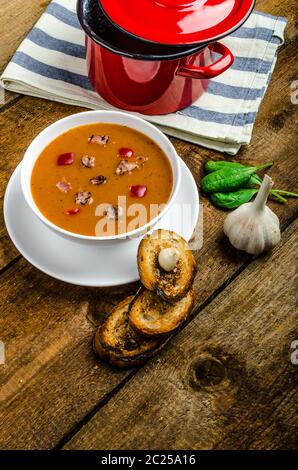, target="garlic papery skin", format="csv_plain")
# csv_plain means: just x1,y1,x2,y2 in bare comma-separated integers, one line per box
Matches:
223,174,281,255
158,247,180,271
